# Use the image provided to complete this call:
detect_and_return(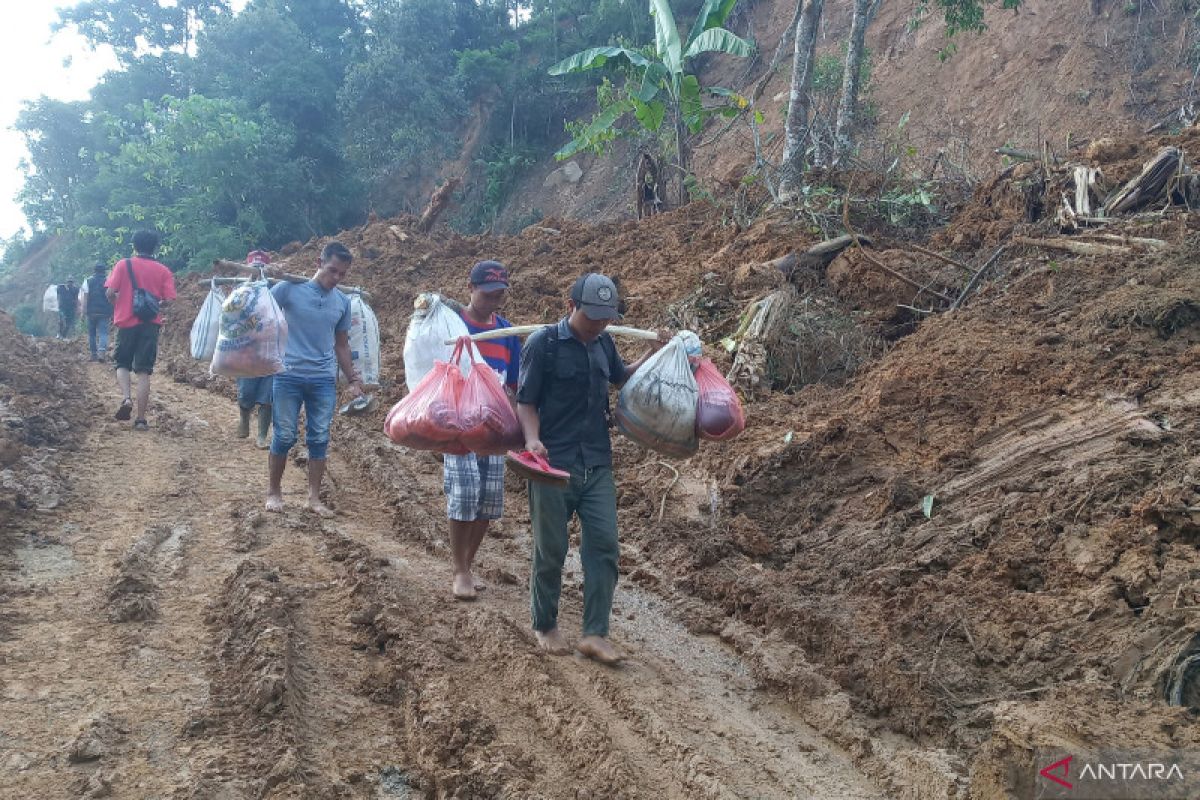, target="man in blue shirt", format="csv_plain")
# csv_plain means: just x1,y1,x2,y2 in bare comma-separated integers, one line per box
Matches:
264,241,363,516
516,273,666,665
444,261,522,601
